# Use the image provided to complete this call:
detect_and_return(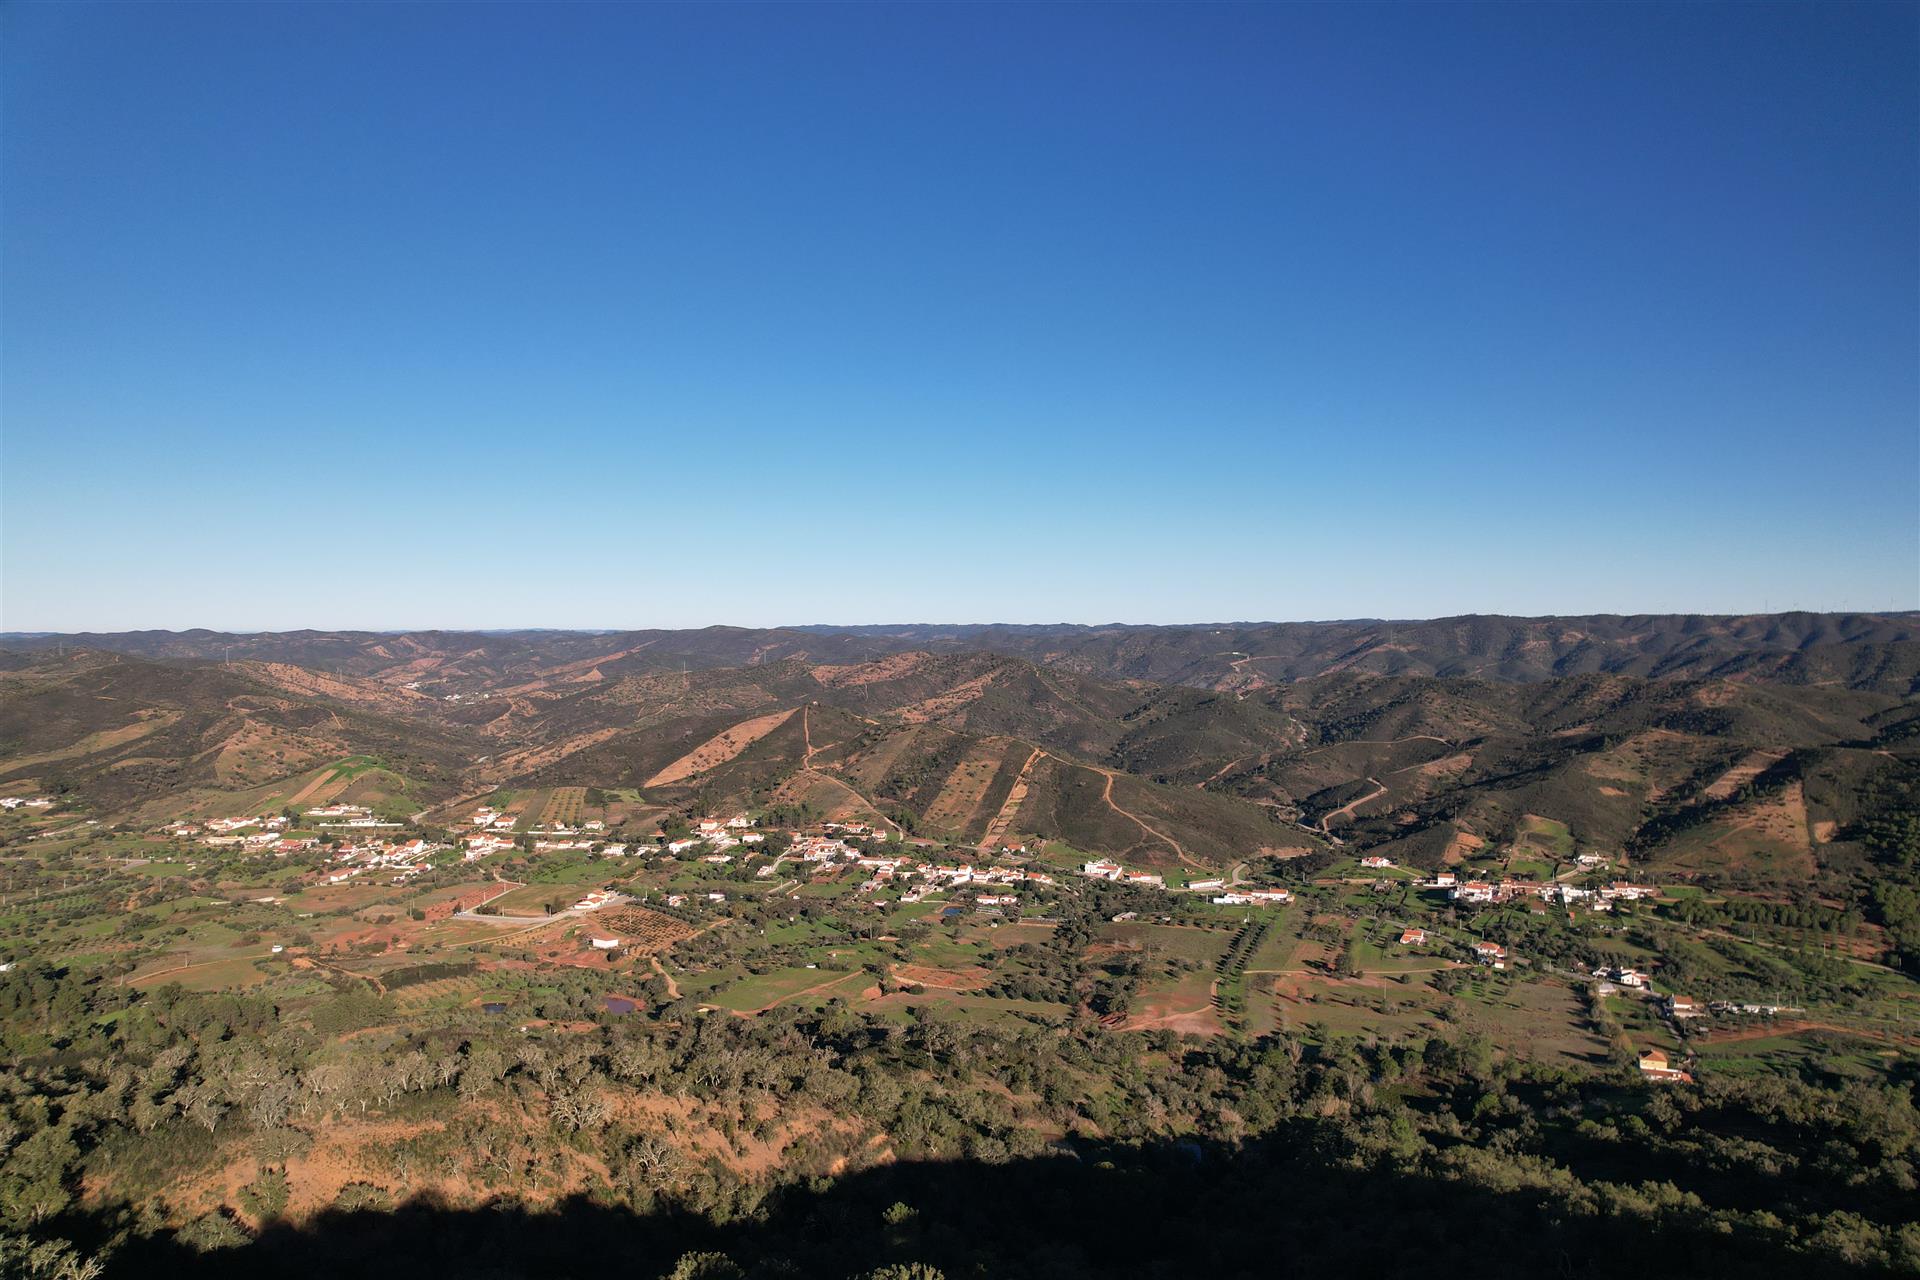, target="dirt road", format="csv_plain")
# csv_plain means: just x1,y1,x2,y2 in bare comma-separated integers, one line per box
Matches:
1320,778,1388,833
1084,761,1201,868
649,955,681,1000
